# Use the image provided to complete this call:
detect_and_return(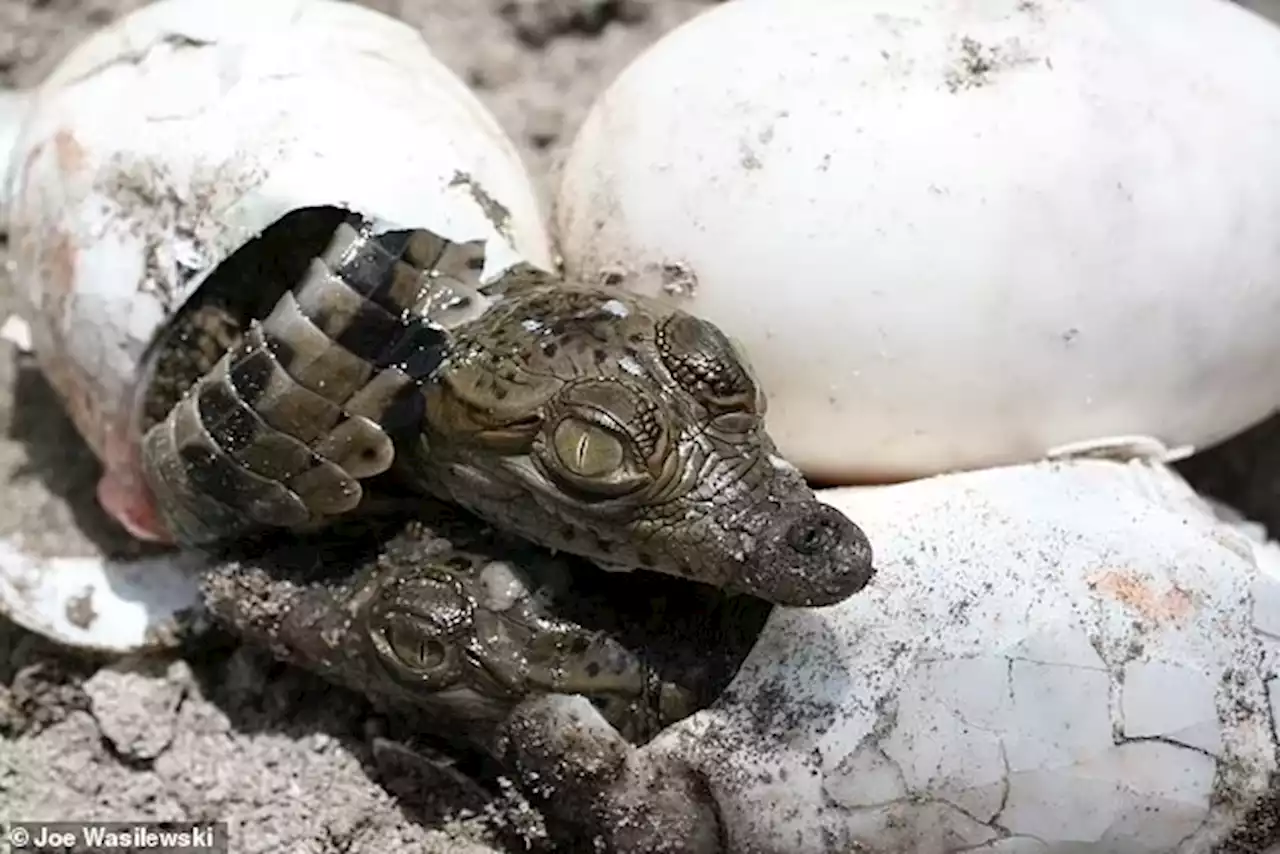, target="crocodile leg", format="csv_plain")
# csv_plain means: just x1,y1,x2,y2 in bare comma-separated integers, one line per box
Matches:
497,694,723,854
